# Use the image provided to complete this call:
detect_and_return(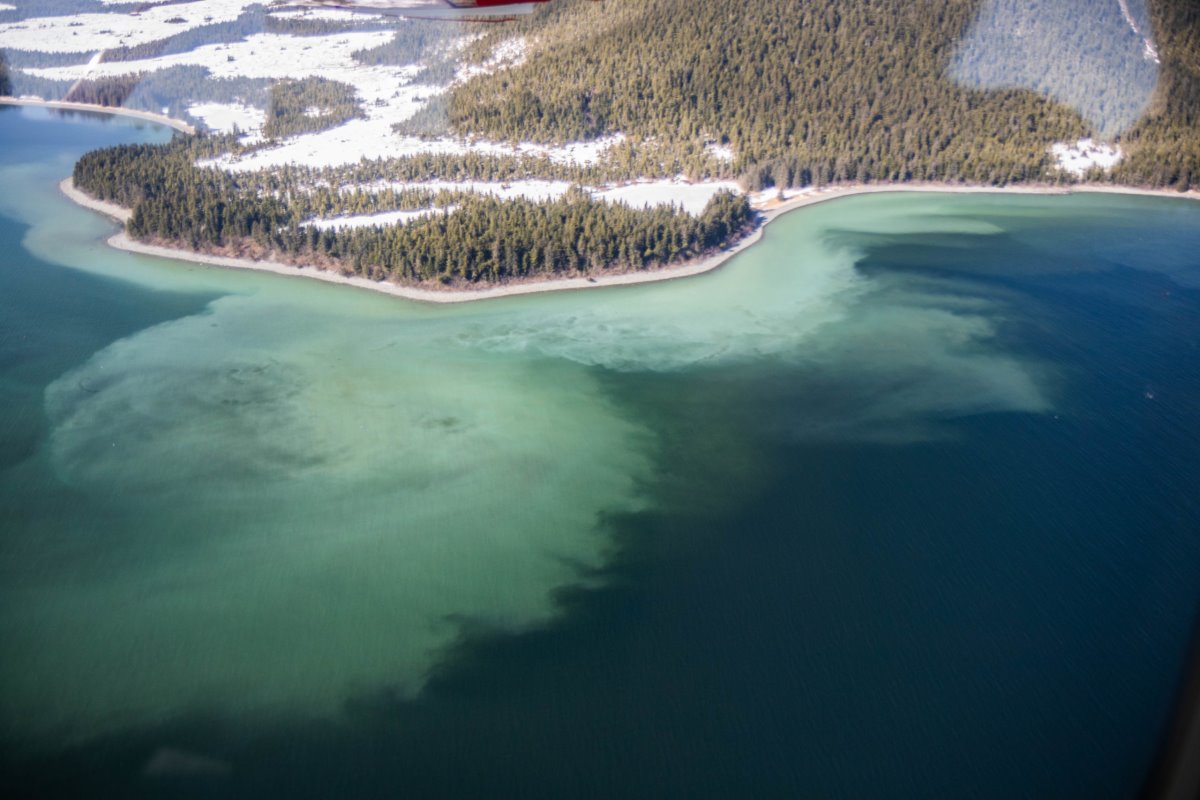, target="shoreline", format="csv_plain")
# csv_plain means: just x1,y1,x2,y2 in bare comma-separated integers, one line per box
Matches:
59,177,1199,306
0,96,196,135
